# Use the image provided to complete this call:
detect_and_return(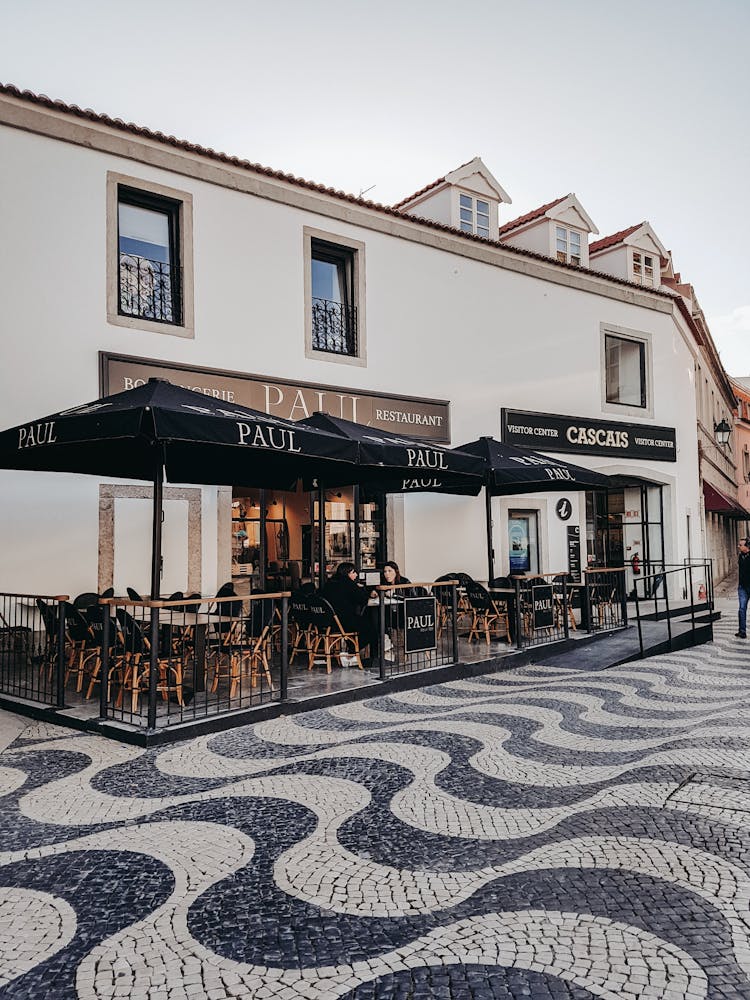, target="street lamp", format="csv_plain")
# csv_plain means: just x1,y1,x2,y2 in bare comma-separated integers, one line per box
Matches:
714,418,732,447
